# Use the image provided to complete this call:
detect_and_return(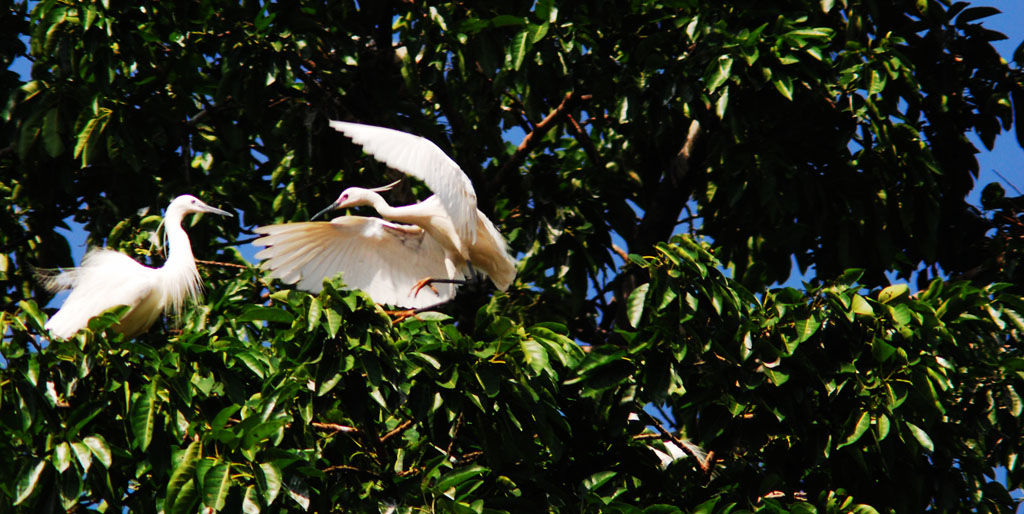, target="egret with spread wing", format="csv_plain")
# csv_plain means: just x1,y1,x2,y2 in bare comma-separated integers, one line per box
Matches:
253,121,516,308
40,195,232,339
